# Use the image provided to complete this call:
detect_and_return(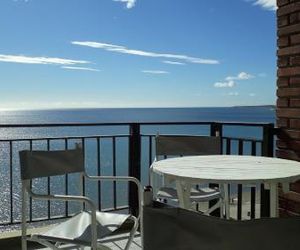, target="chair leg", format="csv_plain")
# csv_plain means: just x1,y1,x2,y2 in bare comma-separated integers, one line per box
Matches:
204,200,221,216
124,216,139,250
30,236,60,250
21,185,28,250
220,199,224,218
